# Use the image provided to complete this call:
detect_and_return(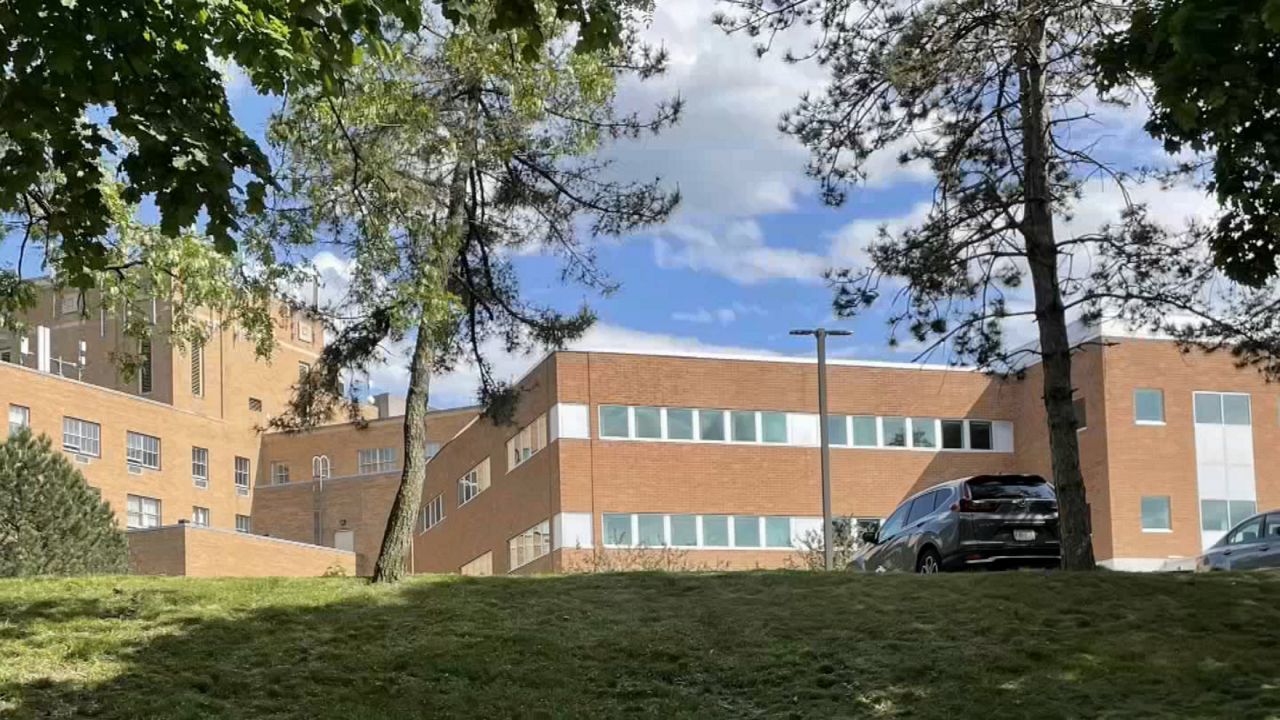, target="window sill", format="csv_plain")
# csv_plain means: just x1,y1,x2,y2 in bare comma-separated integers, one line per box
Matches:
1141,528,1173,534
1135,421,1166,427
